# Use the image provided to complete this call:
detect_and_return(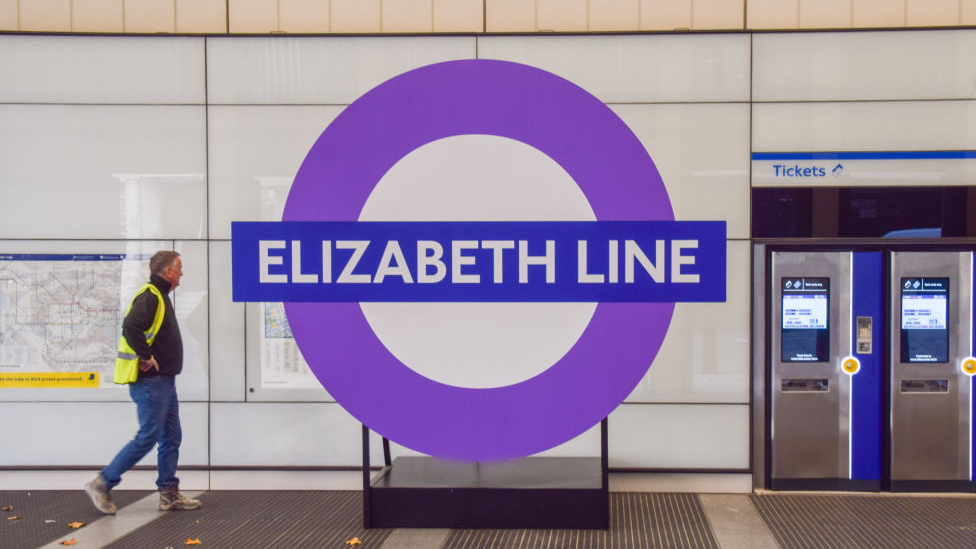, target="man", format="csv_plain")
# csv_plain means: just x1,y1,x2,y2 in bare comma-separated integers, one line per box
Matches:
85,251,201,513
